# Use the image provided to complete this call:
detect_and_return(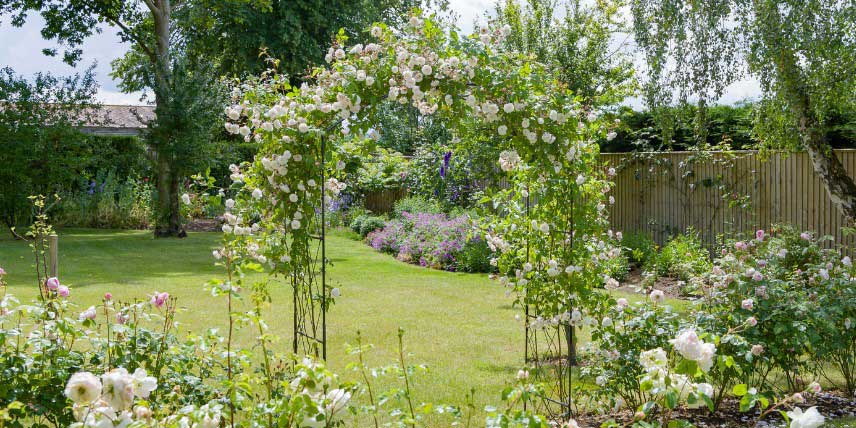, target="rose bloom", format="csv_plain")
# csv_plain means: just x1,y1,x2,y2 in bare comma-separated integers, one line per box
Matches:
786,406,824,428
79,306,97,321
649,289,665,304
65,372,102,404
616,298,629,308
742,298,754,310
102,368,135,410
46,277,60,290
747,316,758,327
57,285,70,298
150,291,169,308
751,344,764,356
